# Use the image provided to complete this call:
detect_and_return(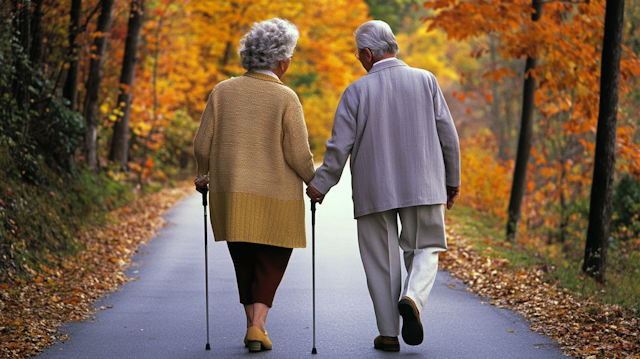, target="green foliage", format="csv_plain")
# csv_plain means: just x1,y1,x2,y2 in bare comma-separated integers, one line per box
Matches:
624,0,640,54
611,175,640,240
288,72,320,98
0,144,133,282
0,9,85,185
0,7,118,282
2,94,85,185
31,91,85,173
364,0,421,31
154,109,198,171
